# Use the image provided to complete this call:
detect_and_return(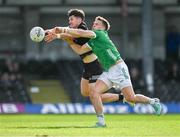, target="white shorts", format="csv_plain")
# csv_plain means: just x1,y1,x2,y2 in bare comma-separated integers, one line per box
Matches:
98,61,132,90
